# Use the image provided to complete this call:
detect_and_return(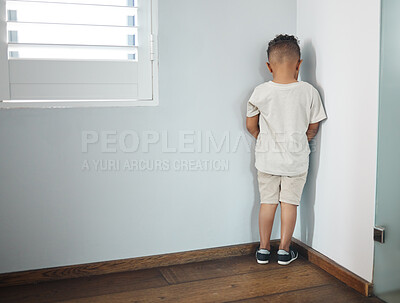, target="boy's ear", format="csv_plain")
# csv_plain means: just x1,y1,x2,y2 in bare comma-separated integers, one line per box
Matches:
266,62,273,73
296,59,303,71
